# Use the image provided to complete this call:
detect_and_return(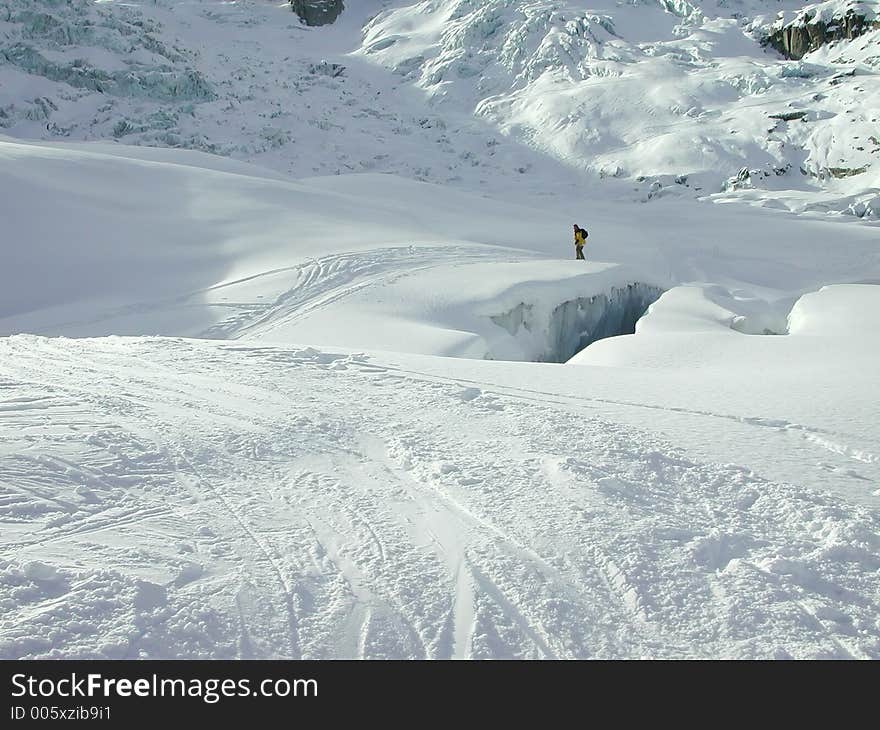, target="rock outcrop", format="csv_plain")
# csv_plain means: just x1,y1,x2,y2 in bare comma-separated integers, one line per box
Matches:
765,6,877,60
290,0,344,27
